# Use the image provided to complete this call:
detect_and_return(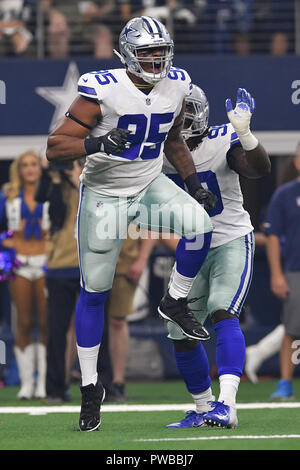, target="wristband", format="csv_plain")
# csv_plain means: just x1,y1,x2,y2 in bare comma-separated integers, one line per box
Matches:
184,173,202,197
84,137,103,155
238,131,258,151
